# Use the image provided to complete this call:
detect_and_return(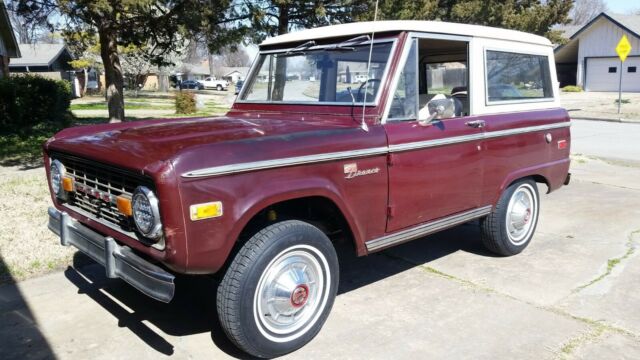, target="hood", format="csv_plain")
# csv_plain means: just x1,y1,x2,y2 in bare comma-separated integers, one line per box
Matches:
46,113,355,174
